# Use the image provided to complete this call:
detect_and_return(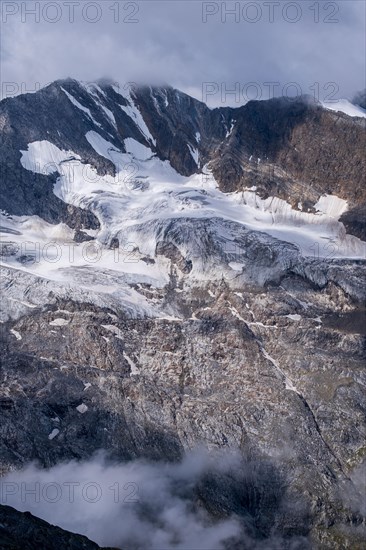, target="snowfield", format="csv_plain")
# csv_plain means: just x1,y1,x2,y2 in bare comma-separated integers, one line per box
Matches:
321,99,366,119
1,87,365,319
16,136,366,266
